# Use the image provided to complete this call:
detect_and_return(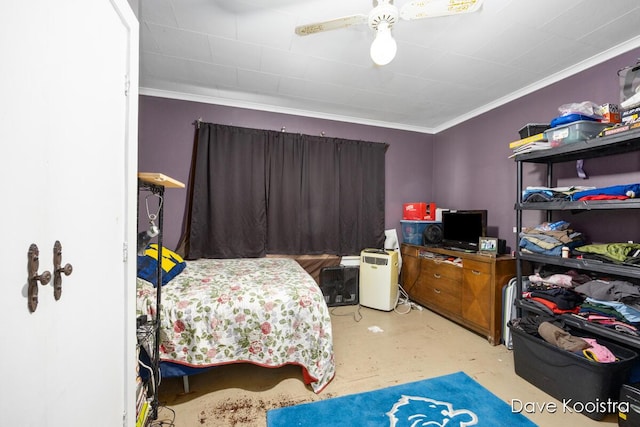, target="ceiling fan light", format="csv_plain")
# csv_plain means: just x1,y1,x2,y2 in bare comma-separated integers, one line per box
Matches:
370,21,397,66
